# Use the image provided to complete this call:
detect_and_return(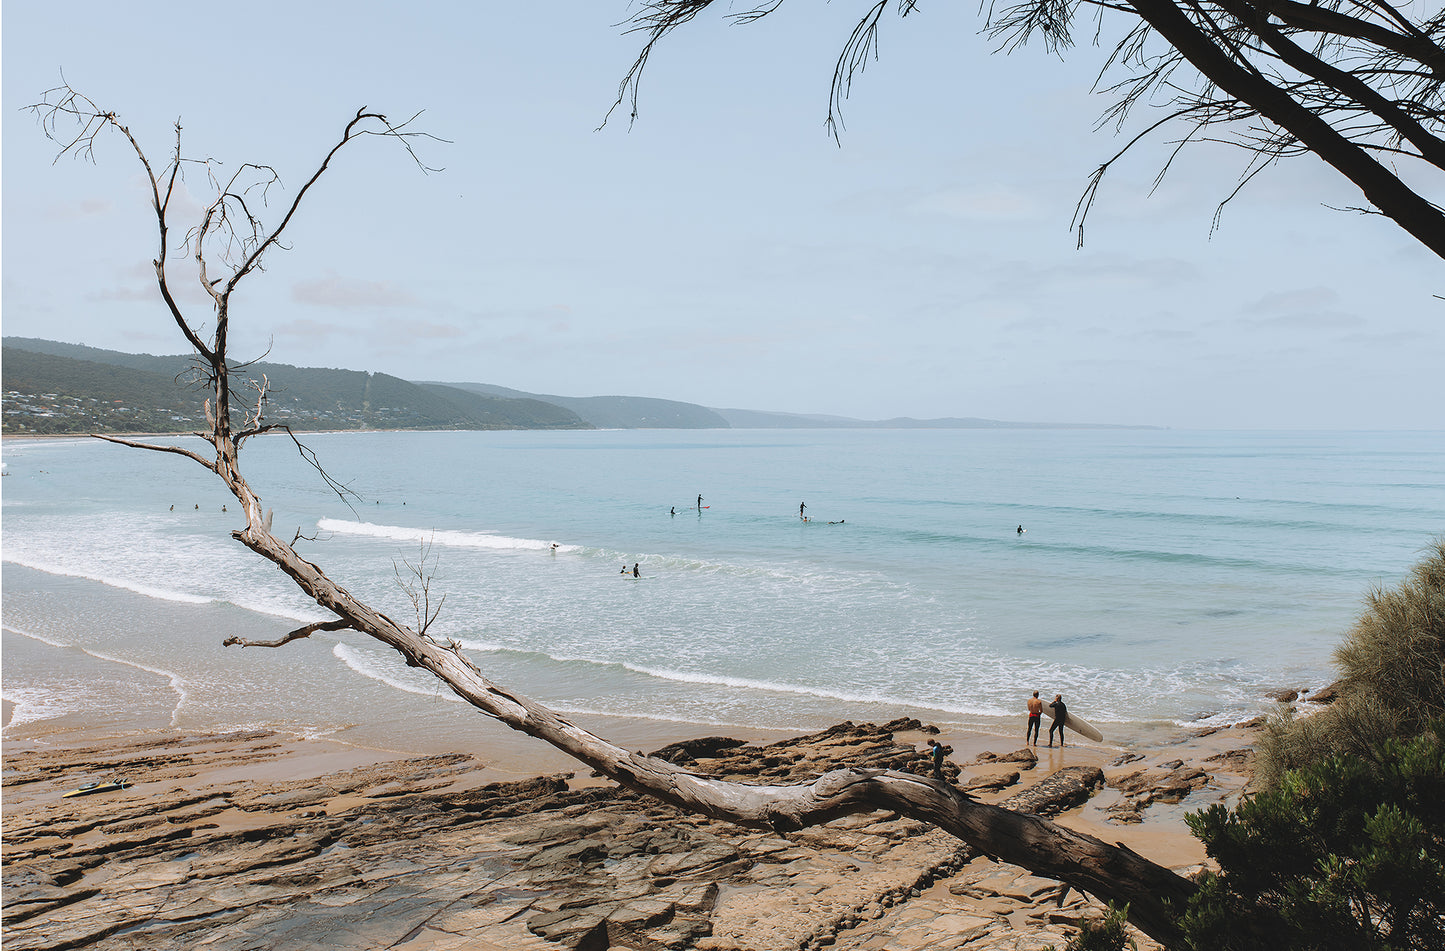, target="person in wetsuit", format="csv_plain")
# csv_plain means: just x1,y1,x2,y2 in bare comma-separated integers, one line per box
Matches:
1048,694,1068,747
927,738,947,780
